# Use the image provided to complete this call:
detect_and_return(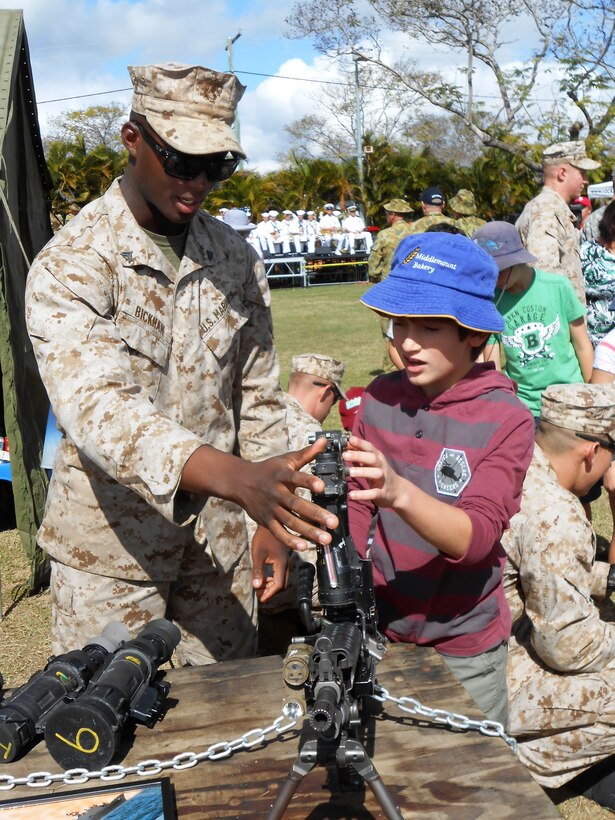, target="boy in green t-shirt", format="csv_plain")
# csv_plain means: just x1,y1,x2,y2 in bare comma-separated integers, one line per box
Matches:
475,222,593,419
